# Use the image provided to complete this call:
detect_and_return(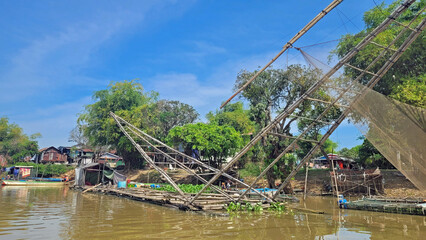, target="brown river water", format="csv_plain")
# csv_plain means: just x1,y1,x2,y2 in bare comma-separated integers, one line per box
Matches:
0,186,424,240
